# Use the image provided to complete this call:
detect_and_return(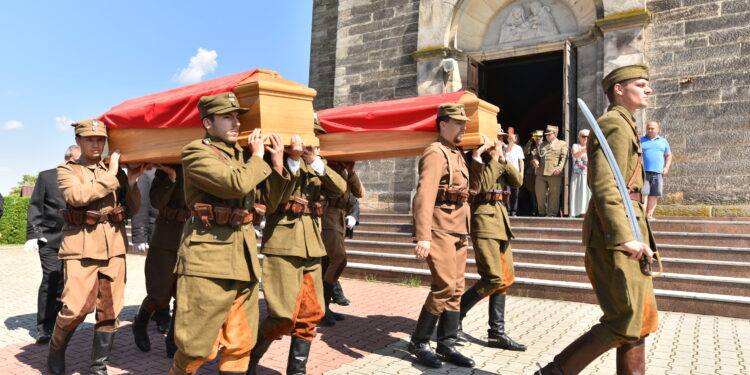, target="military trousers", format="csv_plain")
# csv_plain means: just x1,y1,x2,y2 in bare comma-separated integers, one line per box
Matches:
470,236,515,297
56,255,126,331
585,247,659,347
142,246,178,312
424,230,468,314
173,275,259,373
260,255,325,341
38,244,64,333
535,175,563,216
321,229,347,284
